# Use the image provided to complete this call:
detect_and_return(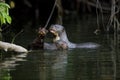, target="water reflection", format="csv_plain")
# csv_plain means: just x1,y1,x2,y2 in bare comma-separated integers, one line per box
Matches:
0,52,27,80
9,50,68,80
66,48,115,80
0,46,119,80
